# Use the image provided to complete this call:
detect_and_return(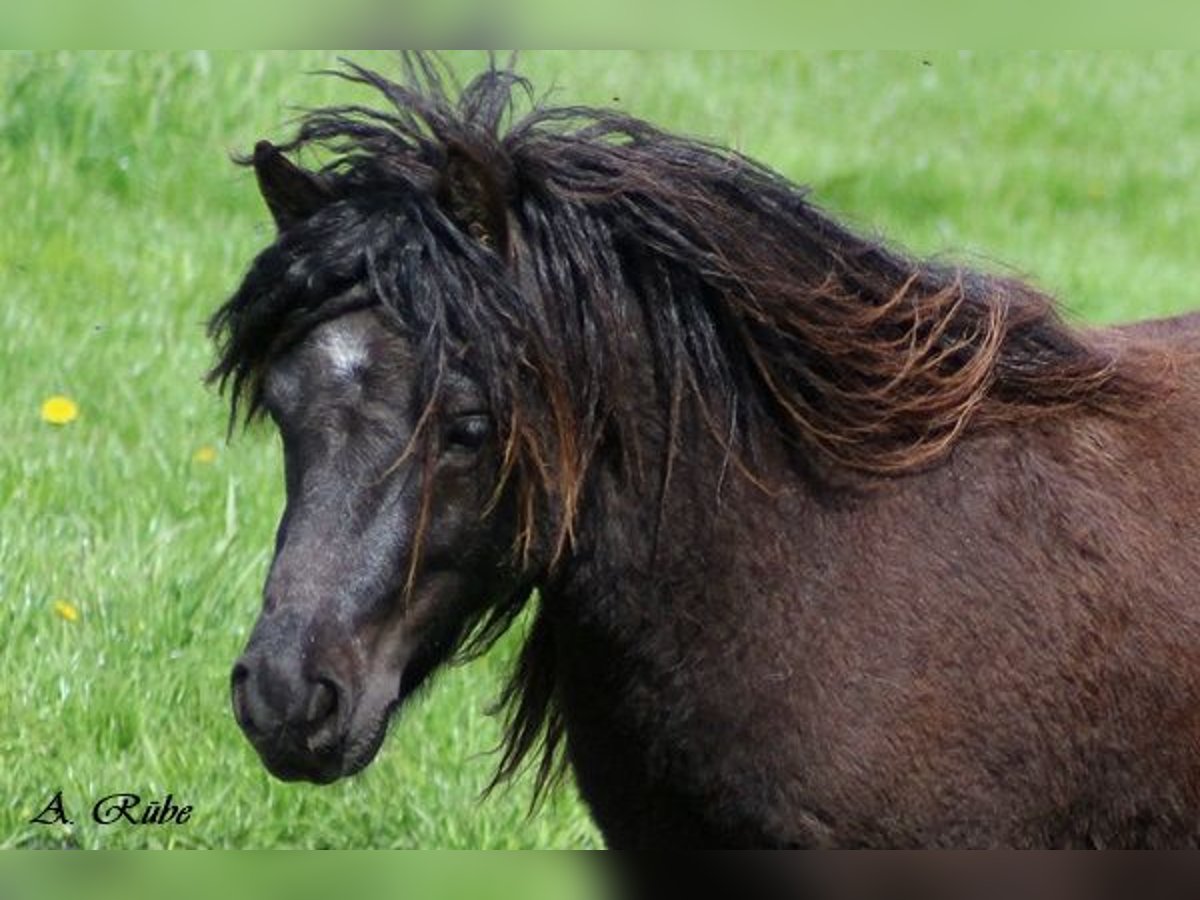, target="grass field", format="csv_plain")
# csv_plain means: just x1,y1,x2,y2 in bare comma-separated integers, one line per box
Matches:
2,51,1199,850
